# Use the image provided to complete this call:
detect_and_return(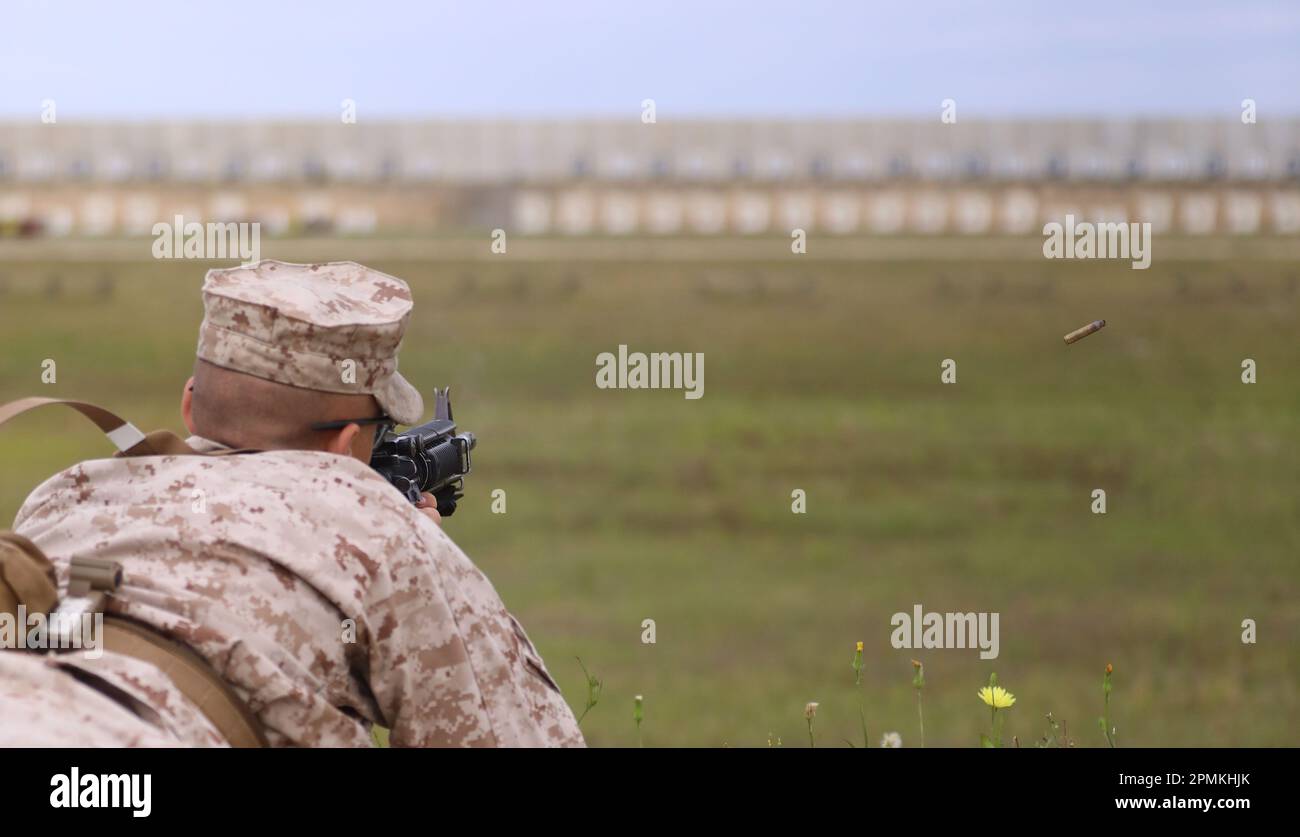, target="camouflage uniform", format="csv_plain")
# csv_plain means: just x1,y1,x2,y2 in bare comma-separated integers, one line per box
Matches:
6,260,584,747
